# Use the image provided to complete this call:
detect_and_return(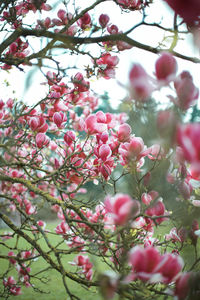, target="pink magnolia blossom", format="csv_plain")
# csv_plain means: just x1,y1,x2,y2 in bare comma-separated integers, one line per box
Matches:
164,0,200,26
99,271,119,300
10,286,22,296
155,253,184,284
96,53,119,79
155,52,177,82
55,221,69,236
116,39,133,51
174,272,191,300
37,220,46,229
129,64,154,102
8,251,16,265
85,113,108,135
99,14,110,28
176,123,200,177
117,123,132,142
37,17,53,29
72,255,93,280
98,144,112,162
119,136,145,163
35,133,49,148
117,0,141,10
97,132,109,144
174,71,199,110
25,202,36,215
141,144,164,160
178,180,192,200
53,111,67,128
141,190,158,206
64,131,76,145
21,250,33,259
129,246,162,282
129,246,183,283
104,193,140,225
145,199,167,224
3,276,22,295
107,24,118,34
165,227,183,243
56,9,70,25
73,72,90,92
29,116,48,133
3,276,16,287
77,13,91,30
